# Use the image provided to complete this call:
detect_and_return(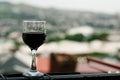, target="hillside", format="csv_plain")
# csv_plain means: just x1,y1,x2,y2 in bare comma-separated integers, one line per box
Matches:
0,2,119,34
